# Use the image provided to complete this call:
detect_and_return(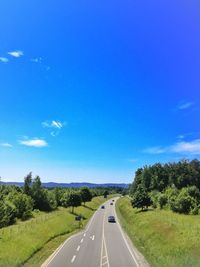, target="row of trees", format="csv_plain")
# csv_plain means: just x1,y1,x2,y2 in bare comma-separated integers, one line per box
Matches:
0,172,115,228
130,159,200,214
